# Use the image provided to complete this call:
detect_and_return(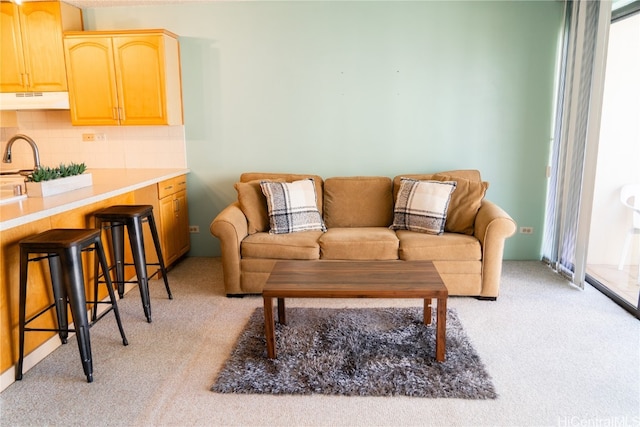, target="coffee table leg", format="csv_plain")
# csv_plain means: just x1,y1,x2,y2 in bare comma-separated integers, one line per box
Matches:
423,298,432,325
263,296,276,359
436,297,447,362
277,297,286,325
